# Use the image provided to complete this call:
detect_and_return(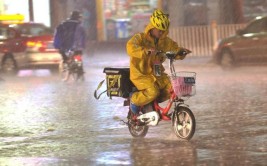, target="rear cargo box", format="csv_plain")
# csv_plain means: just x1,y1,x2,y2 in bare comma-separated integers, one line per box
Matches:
103,67,135,98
